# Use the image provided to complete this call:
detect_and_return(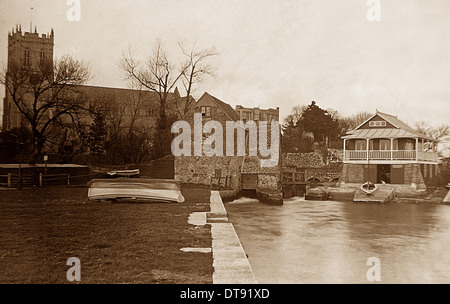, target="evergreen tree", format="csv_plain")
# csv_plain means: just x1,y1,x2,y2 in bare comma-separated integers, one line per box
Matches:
302,101,339,144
